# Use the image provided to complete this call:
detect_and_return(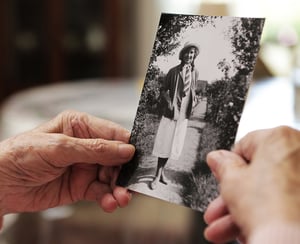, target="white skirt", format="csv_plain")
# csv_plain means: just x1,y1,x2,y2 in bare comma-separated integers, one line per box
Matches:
152,91,191,160
152,116,188,160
